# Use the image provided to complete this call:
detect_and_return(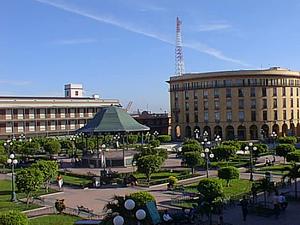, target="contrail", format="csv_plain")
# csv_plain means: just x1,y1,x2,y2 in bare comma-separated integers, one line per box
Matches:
34,0,249,66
